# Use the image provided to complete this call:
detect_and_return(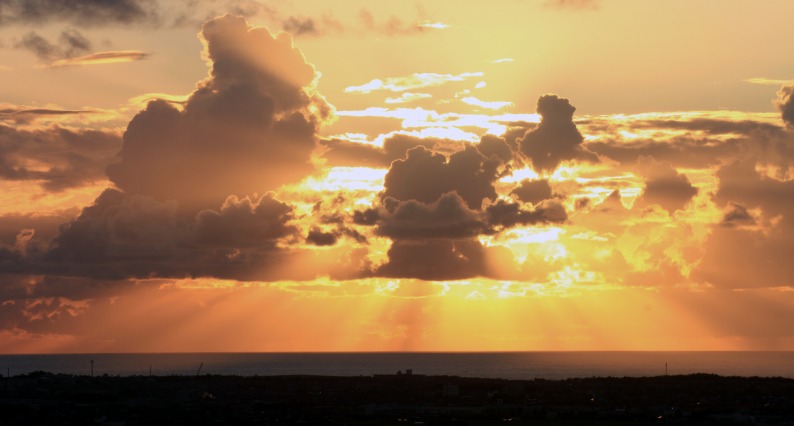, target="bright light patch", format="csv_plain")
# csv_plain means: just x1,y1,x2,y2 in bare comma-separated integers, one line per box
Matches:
385,92,432,104
302,167,387,192
345,72,484,94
